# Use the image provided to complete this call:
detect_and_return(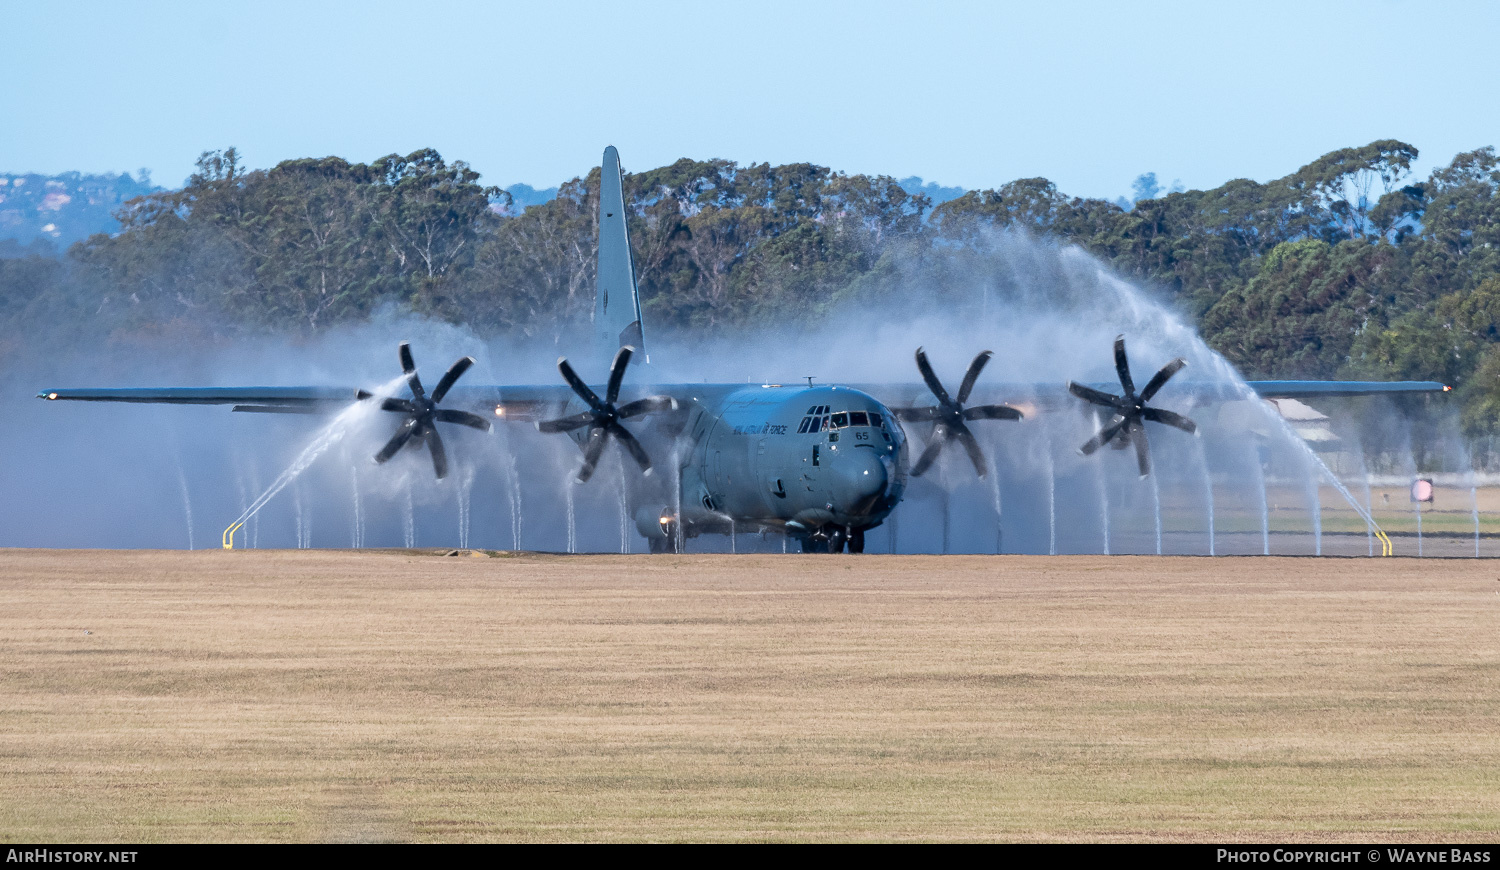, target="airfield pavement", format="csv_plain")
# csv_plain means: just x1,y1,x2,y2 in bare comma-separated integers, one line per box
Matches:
3,548,1499,843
